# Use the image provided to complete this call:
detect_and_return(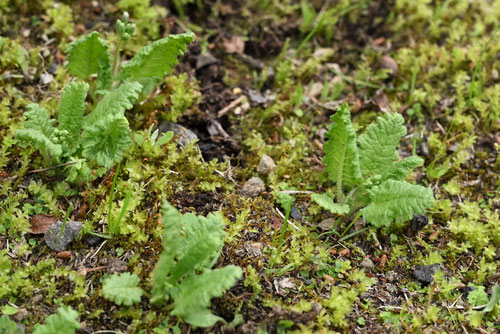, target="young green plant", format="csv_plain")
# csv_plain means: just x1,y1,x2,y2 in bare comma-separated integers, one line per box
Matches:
16,13,194,183
312,103,434,229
